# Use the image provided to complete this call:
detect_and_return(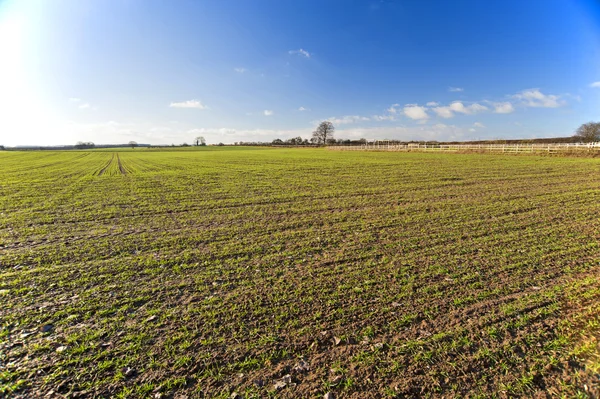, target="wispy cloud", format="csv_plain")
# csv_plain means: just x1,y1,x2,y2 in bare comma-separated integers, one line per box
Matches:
69,97,94,110
590,82,600,88
387,103,400,114
263,110,274,116
234,67,247,73
512,89,564,108
289,48,311,58
403,104,429,121
169,100,208,109
473,122,485,128
326,115,370,125
426,101,439,107
298,106,309,111
448,87,464,92
372,114,396,121
493,102,514,114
